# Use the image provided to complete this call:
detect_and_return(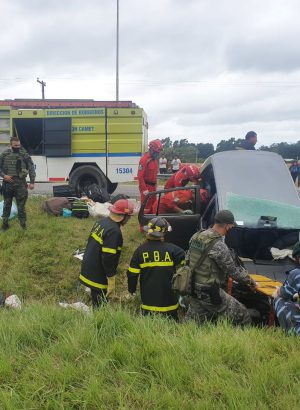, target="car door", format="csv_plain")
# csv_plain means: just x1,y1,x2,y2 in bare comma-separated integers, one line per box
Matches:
138,186,202,250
